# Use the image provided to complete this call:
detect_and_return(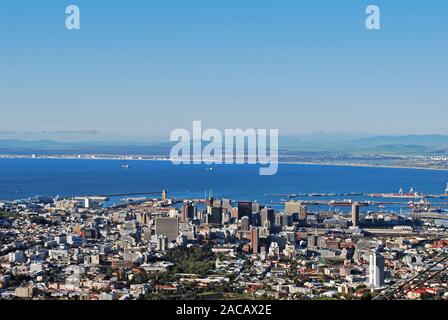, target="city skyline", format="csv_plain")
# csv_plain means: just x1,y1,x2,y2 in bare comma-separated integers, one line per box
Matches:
2,0,448,308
